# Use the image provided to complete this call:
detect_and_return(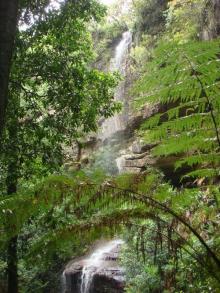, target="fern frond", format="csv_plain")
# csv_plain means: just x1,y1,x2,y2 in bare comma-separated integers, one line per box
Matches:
135,38,220,179
182,168,220,180
175,153,220,169
152,133,216,156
